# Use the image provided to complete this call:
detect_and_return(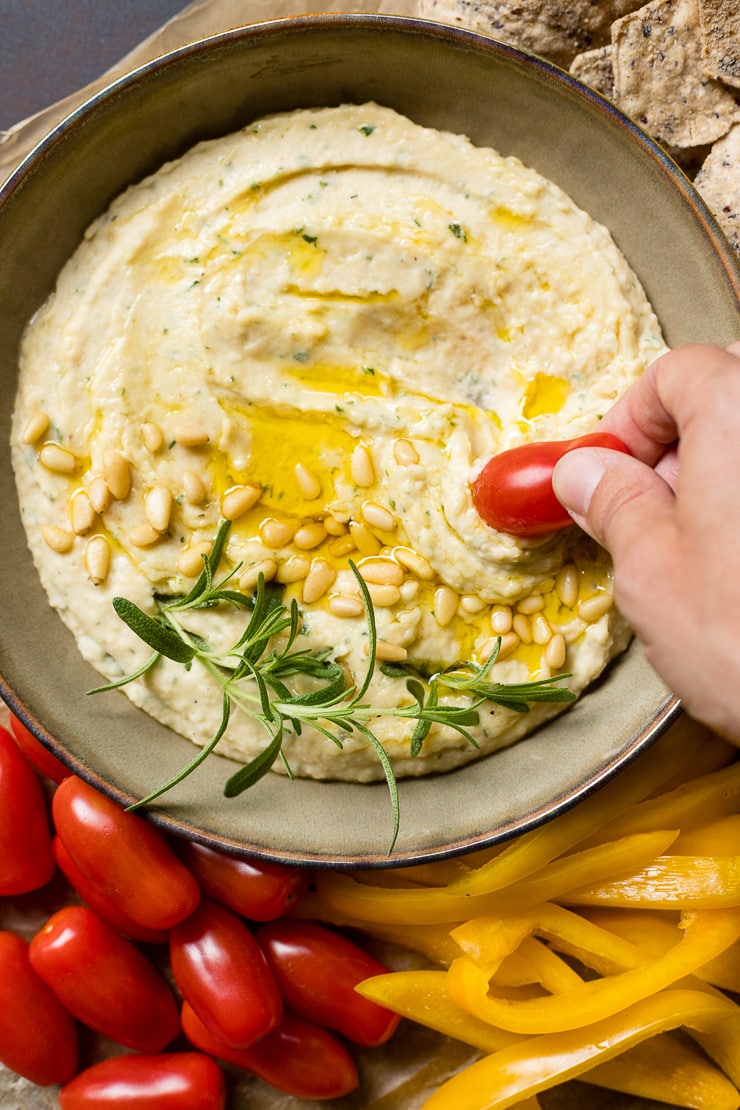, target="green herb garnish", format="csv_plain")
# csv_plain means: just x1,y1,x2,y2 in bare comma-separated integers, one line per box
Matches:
90,520,575,853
